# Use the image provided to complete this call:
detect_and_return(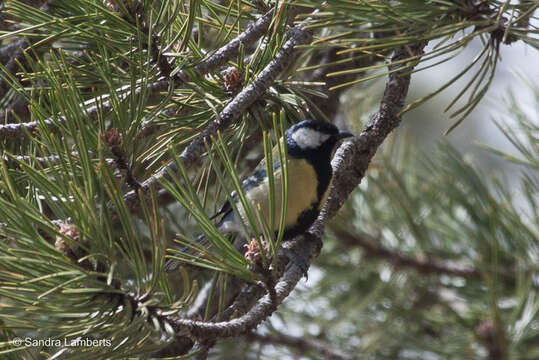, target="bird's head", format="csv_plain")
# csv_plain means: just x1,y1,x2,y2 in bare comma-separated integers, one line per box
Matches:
285,119,353,160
